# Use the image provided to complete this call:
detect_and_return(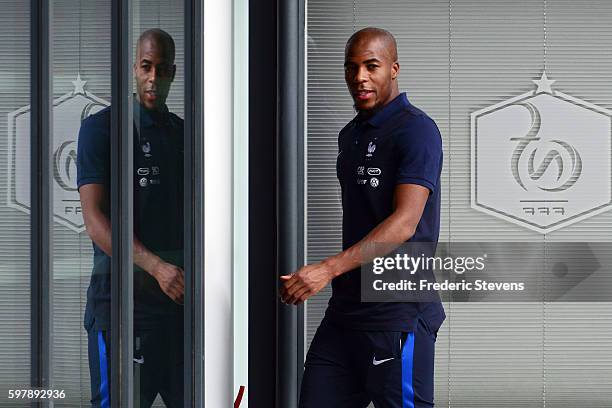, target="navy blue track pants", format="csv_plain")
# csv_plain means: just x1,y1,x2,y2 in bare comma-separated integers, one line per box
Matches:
299,316,438,408
87,322,183,408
